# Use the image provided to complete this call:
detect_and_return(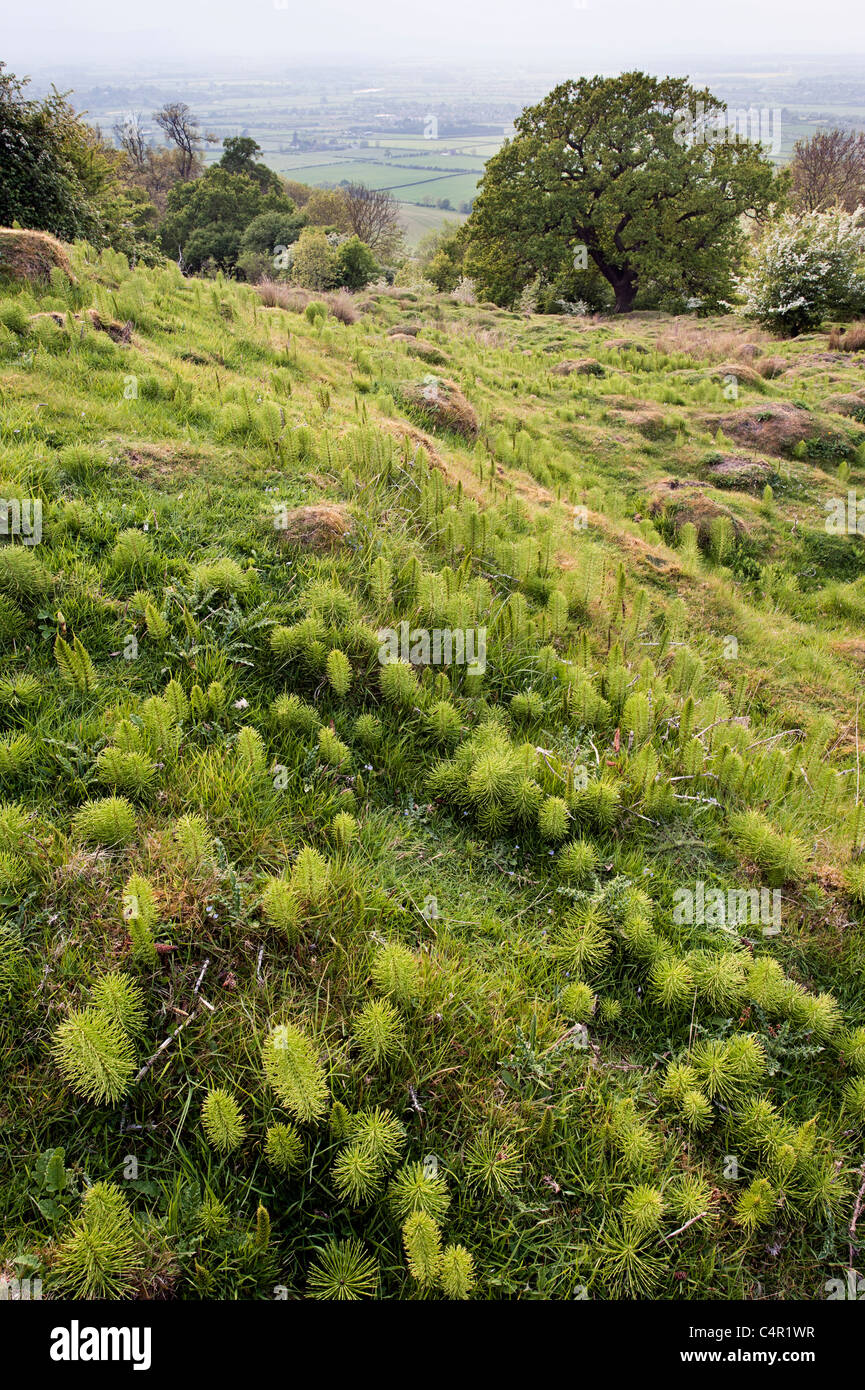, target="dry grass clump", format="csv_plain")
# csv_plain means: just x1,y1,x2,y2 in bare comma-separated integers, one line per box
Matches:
86,309,132,343
551,357,604,376
325,290,359,325
754,356,787,378
256,279,313,312
256,281,358,323
709,361,765,389
829,323,865,352
0,227,74,283
388,333,447,364
654,319,769,363
274,504,353,552
399,377,478,439
440,320,506,350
